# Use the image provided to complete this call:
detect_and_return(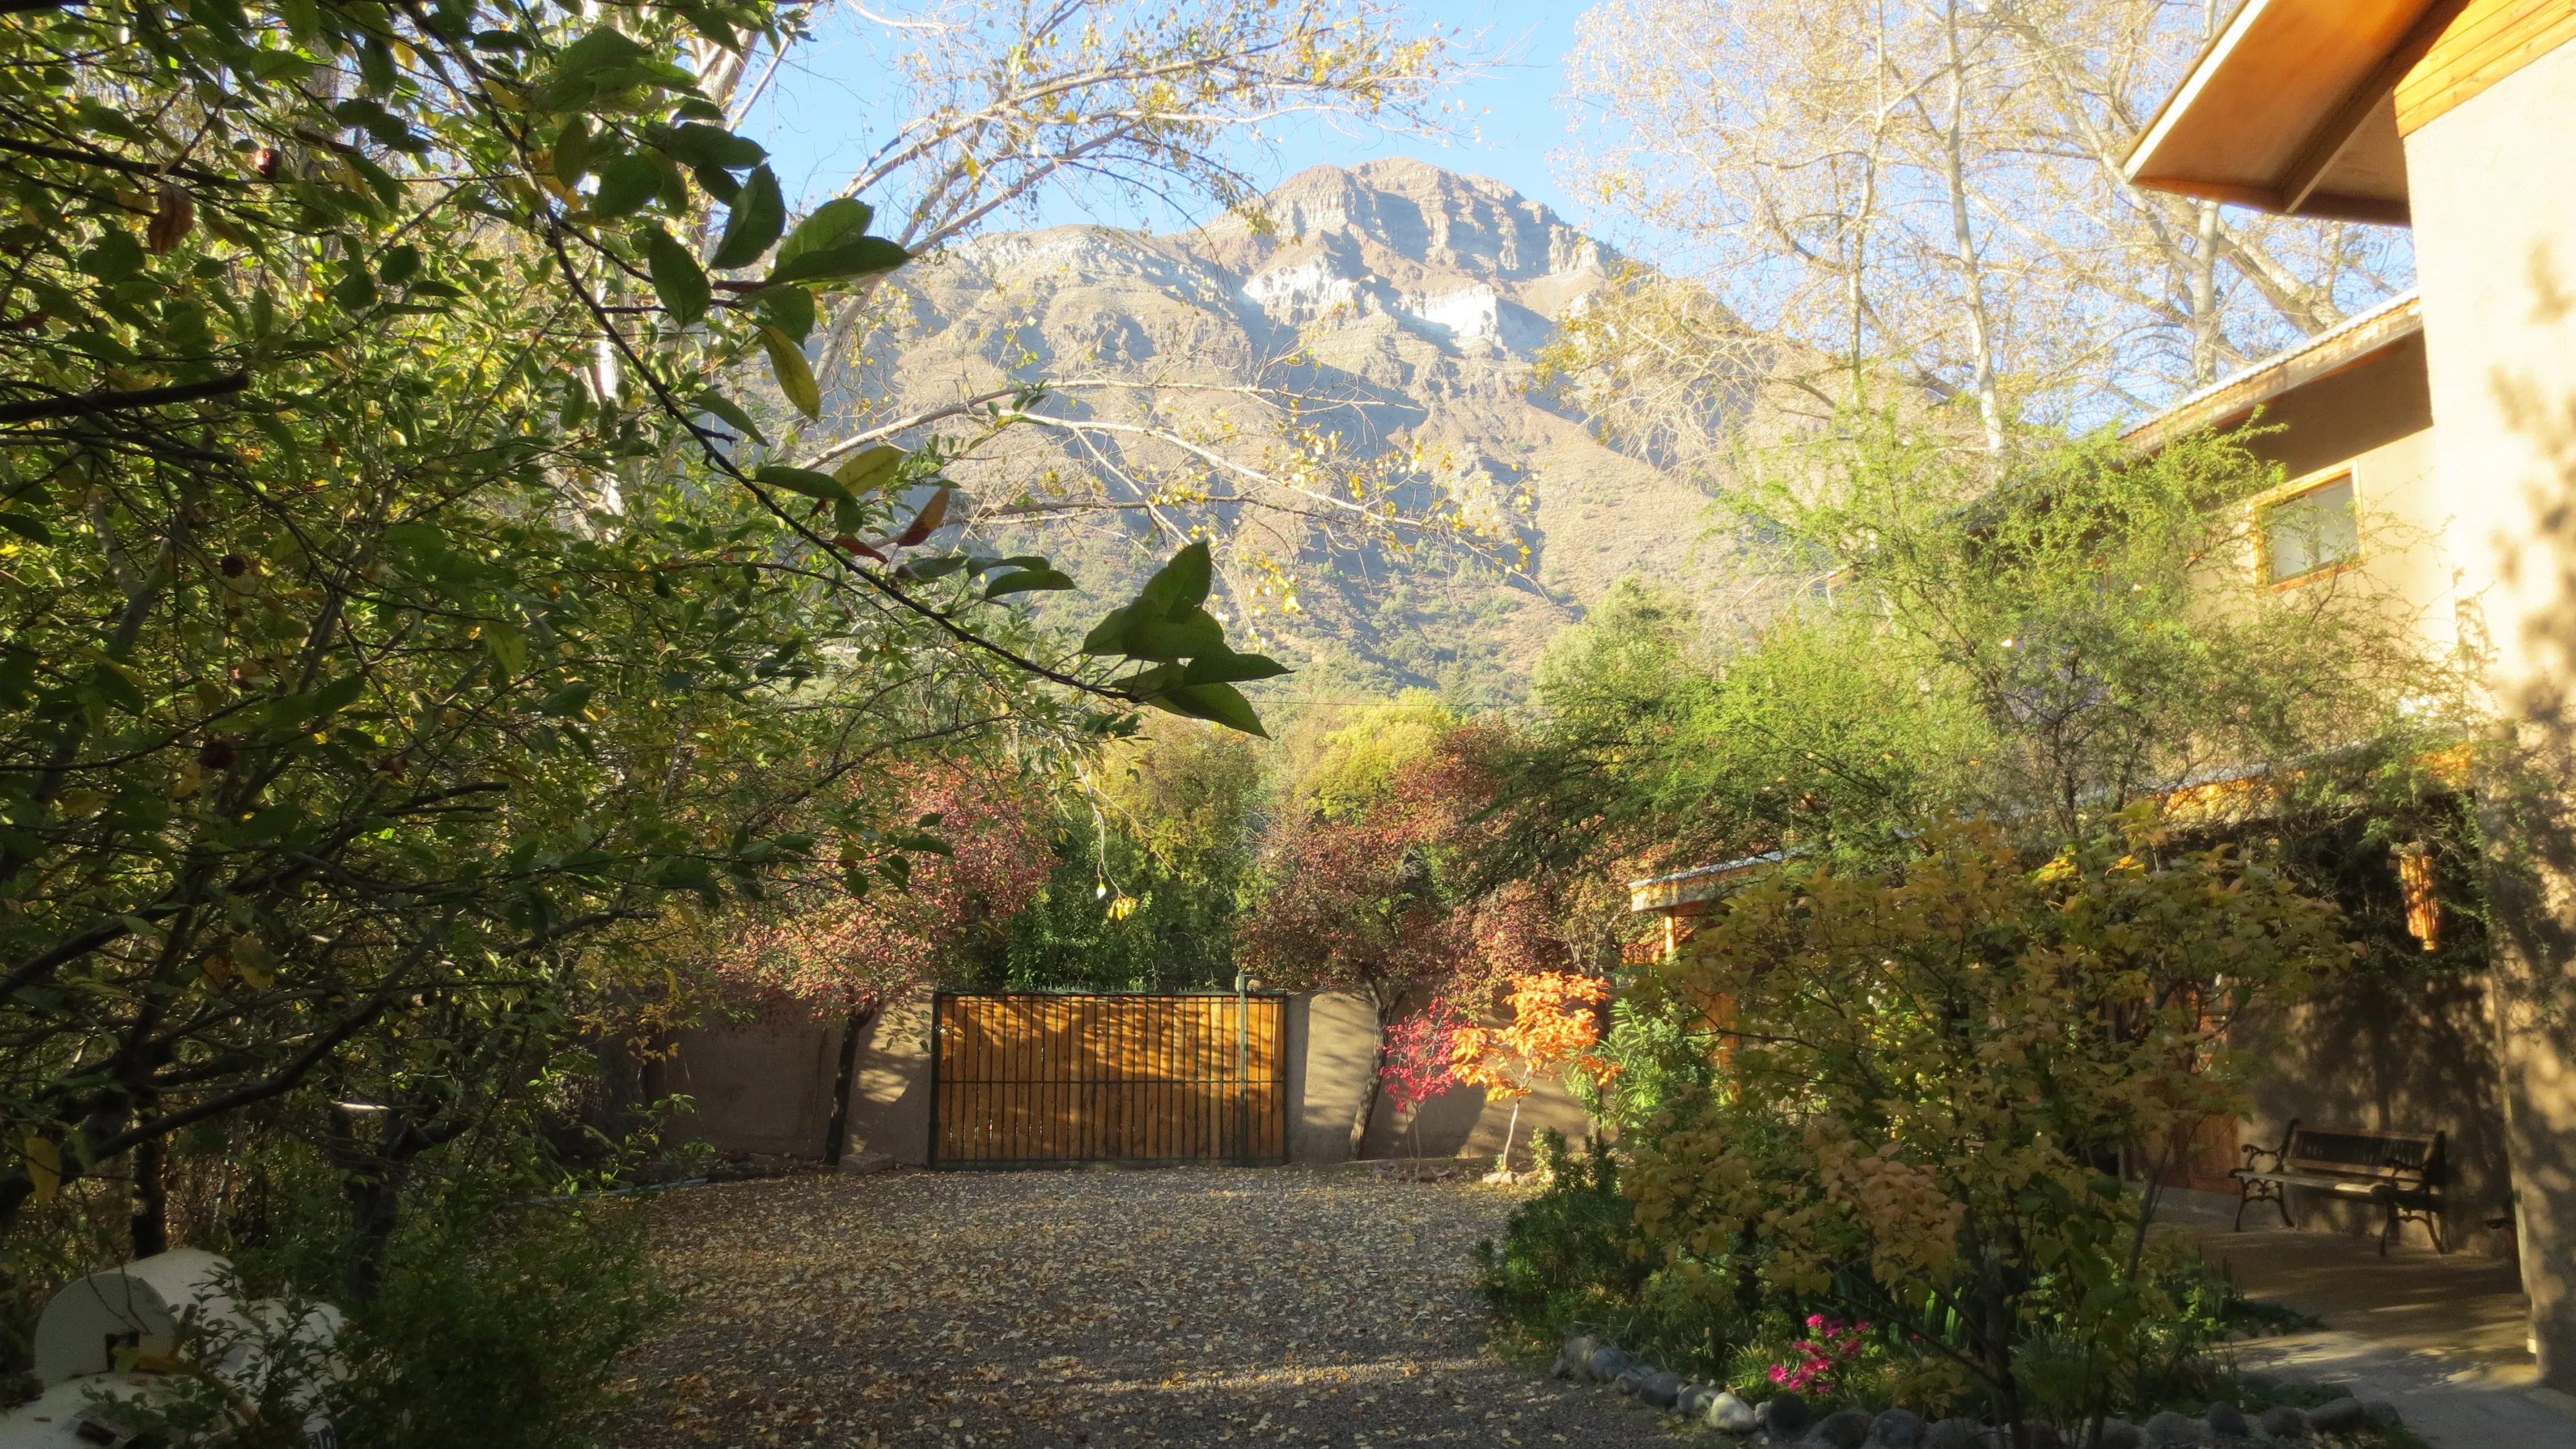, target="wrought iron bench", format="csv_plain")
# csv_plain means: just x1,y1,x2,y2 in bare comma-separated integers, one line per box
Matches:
2231,1119,2445,1255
